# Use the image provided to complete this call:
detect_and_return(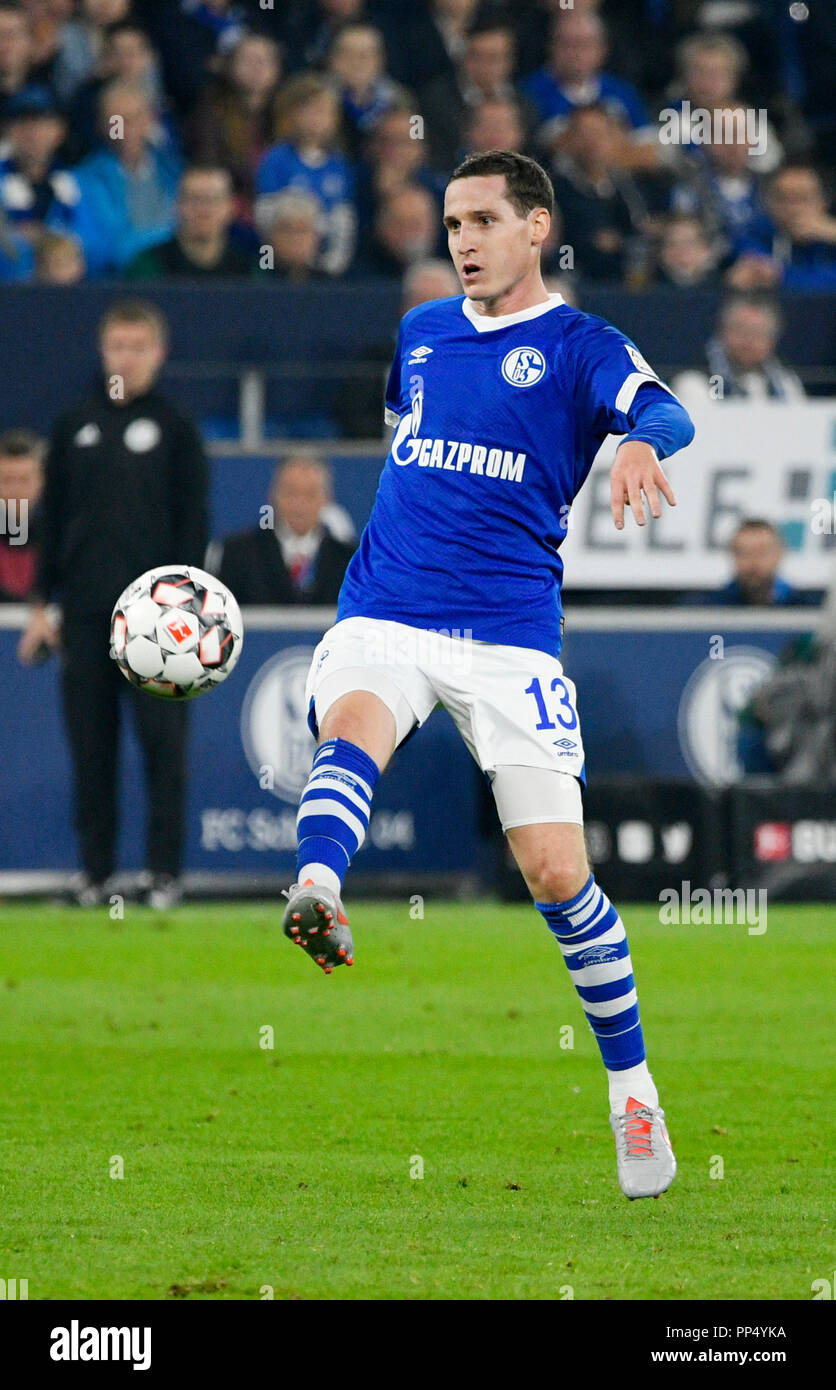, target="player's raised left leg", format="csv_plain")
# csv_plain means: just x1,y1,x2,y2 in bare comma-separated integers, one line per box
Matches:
505,809,676,1200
